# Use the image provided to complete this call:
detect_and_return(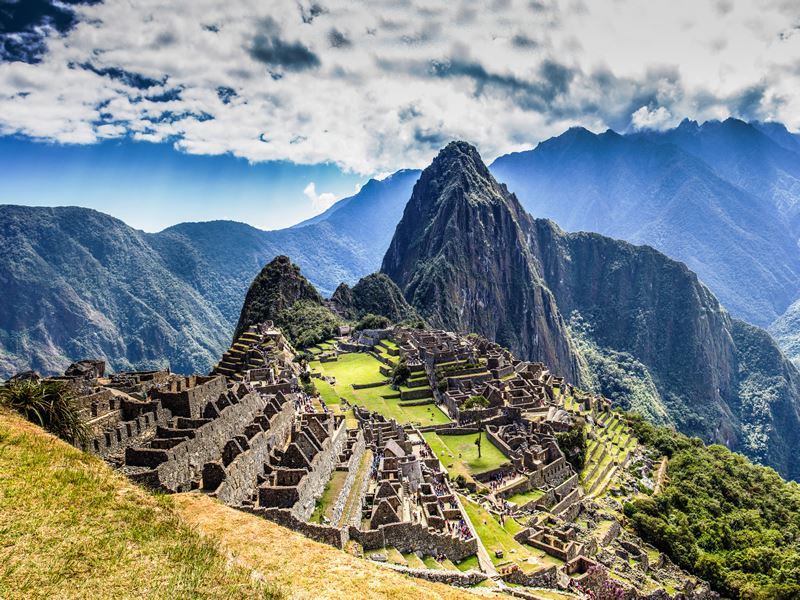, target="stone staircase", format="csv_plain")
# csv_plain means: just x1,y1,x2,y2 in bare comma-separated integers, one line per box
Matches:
213,326,267,381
